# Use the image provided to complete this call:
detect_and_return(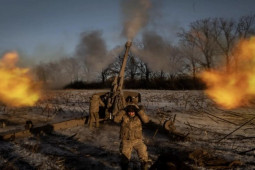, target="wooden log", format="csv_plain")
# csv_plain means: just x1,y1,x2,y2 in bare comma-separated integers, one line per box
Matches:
0,118,85,141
